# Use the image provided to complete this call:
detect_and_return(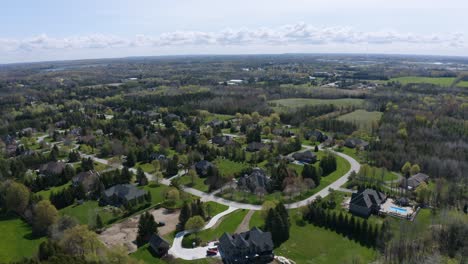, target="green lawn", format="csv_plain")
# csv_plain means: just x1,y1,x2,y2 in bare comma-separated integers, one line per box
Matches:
131,244,219,264
248,211,264,229
0,215,46,262
275,217,378,263
179,174,210,192
214,158,250,177
336,110,382,132
456,80,468,88
269,98,365,112
36,182,71,199
182,209,249,247
337,146,366,164
204,201,229,217
59,200,121,226
136,162,156,173
389,76,456,87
